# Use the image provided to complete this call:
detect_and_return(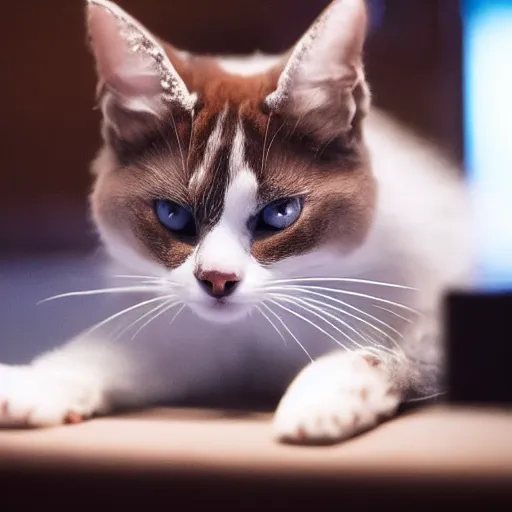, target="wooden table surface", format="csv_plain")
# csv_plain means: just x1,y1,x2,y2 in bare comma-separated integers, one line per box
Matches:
2,405,512,509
